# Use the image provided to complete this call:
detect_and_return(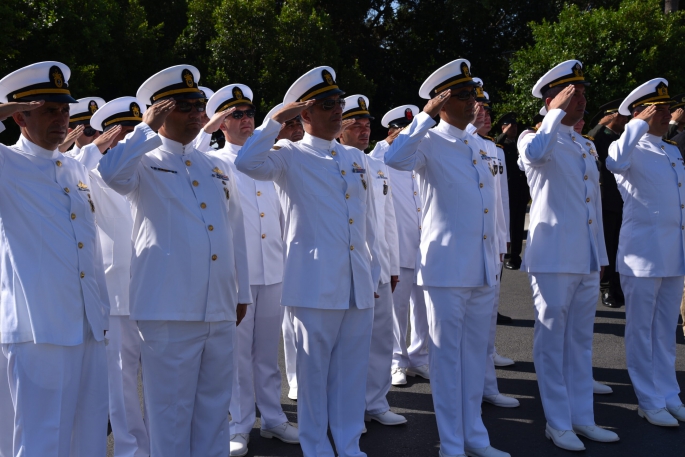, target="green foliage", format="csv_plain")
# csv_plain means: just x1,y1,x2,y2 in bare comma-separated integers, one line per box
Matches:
0,0,681,145
501,0,685,126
